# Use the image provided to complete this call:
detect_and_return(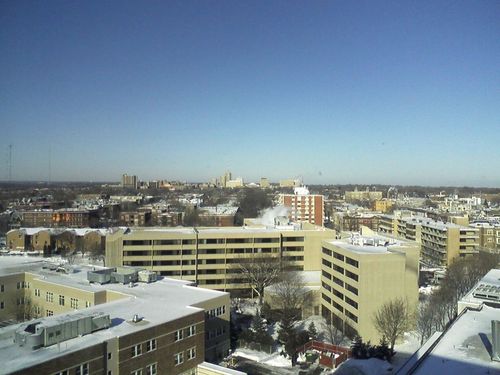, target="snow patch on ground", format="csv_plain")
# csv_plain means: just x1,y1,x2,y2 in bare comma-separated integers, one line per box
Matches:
335,358,393,375
391,331,422,371
233,348,291,367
